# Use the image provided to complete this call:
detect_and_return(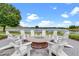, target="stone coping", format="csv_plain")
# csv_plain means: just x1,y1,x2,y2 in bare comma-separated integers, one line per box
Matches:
27,37,51,42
